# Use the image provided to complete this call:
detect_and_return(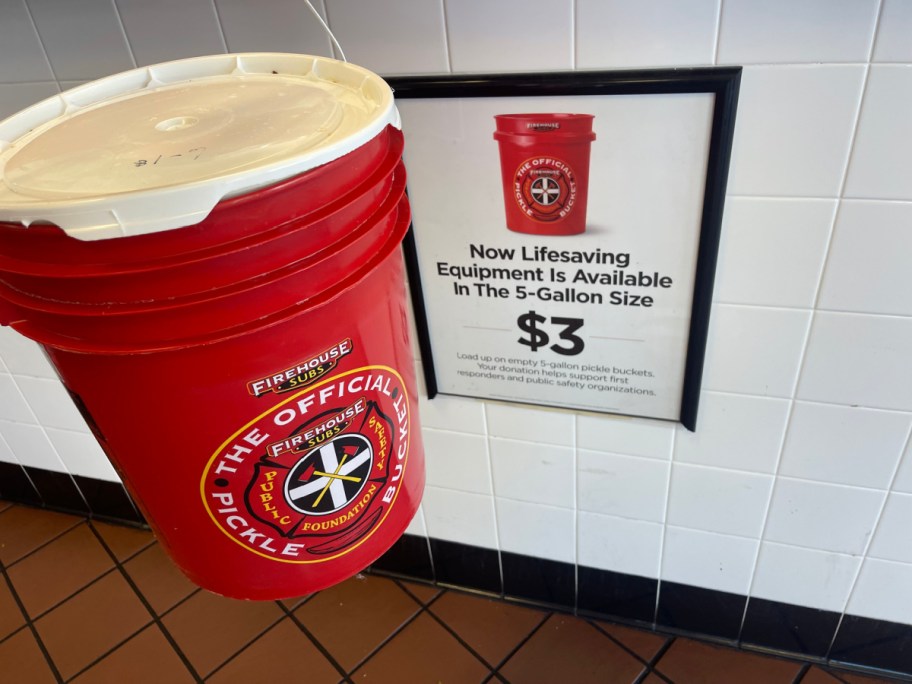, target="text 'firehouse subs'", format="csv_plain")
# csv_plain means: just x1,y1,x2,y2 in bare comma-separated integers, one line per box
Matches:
203,367,410,562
